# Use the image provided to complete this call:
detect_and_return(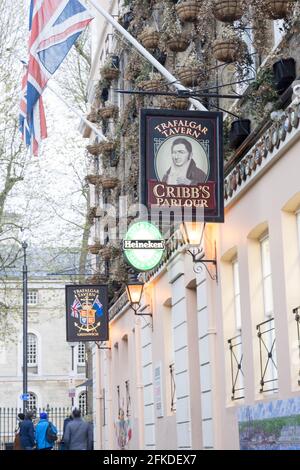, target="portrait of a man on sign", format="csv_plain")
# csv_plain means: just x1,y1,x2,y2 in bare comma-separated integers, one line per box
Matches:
155,136,209,186
140,109,224,223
